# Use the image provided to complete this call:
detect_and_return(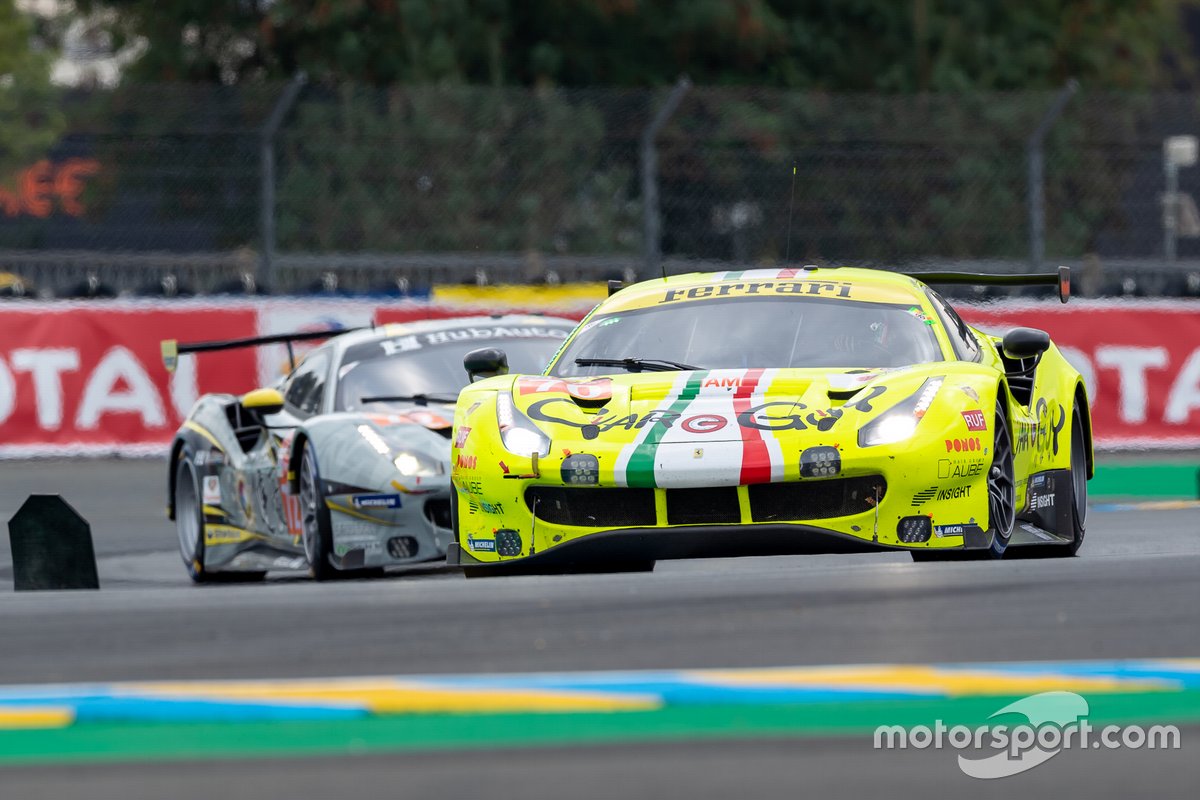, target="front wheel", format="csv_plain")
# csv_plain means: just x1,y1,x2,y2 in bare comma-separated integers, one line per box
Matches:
298,444,337,581
983,406,1017,559
911,404,1015,563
